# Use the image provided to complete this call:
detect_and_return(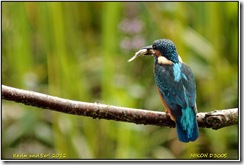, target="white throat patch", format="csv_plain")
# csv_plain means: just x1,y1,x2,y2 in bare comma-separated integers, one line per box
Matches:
157,56,173,65
157,55,183,65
